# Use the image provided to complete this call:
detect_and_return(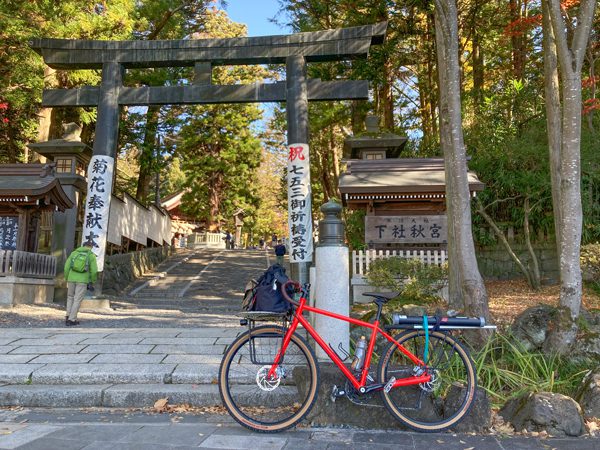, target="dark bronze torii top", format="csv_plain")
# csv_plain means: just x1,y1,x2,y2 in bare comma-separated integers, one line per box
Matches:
30,22,386,68
30,22,387,107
